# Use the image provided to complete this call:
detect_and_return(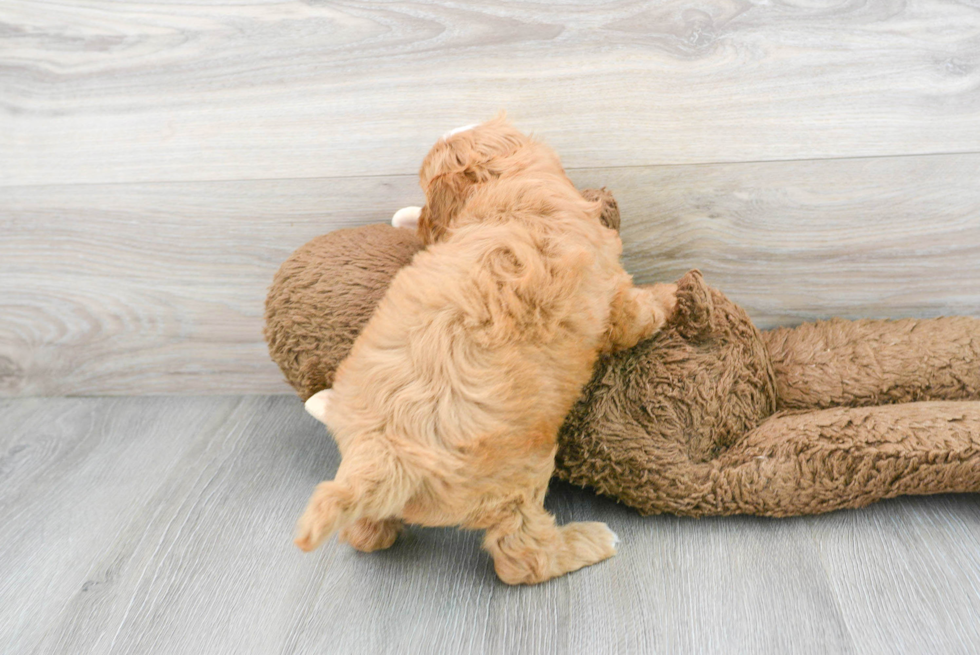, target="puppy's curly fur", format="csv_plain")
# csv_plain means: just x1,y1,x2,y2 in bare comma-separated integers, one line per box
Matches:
295,116,676,584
